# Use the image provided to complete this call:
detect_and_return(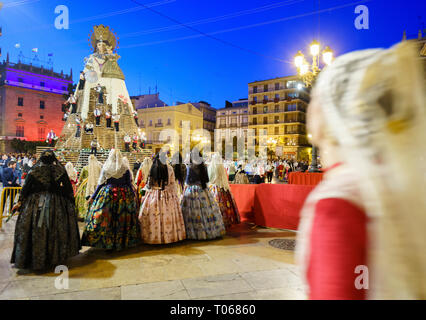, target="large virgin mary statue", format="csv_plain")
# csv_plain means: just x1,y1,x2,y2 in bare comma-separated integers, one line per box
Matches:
77,25,134,120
